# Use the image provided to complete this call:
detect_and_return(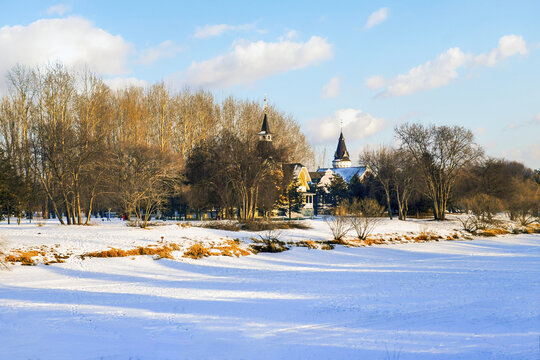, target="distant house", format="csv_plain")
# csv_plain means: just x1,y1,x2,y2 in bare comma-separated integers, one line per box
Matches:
316,131,367,187
282,163,315,216
309,132,368,213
